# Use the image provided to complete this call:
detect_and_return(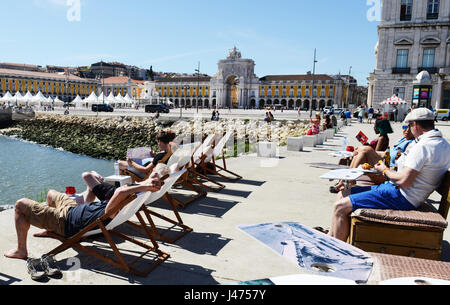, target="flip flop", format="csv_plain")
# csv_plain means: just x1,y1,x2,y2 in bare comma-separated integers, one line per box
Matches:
41,254,62,277
27,258,47,281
